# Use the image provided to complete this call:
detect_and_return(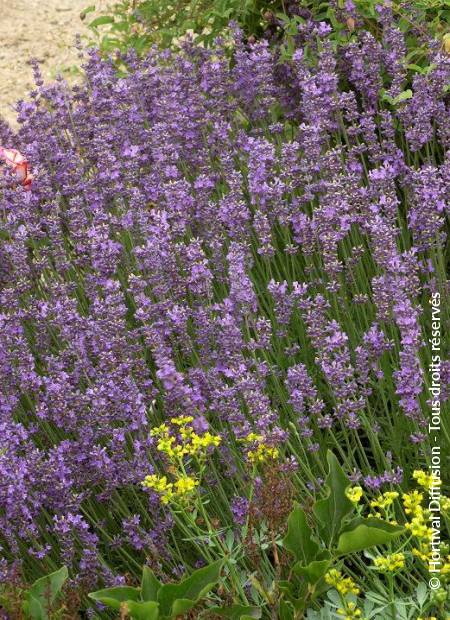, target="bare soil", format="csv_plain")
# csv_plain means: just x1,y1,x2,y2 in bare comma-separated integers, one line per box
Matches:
0,0,105,127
